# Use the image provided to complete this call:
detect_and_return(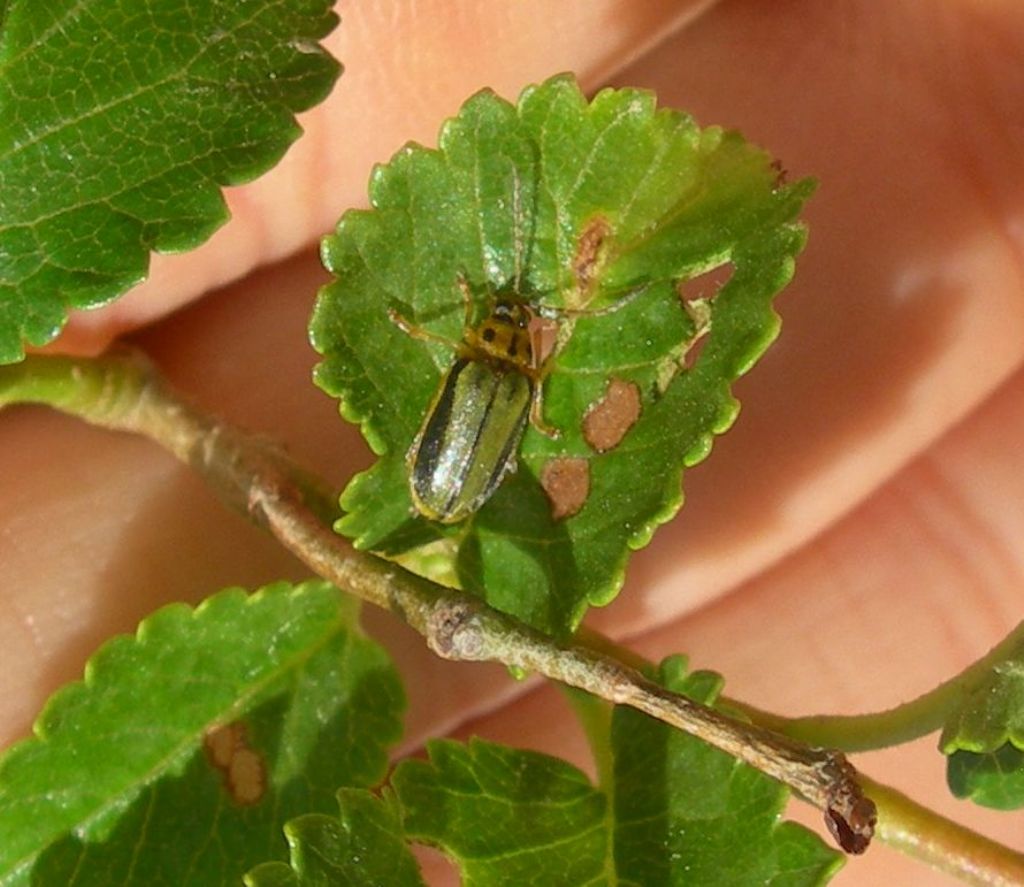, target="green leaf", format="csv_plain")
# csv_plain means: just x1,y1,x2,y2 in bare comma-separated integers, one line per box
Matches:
0,0,341,364
245,789,426,887
0,581,404,887
394,738,608,887
611,658,840,885
941,628,1024,809
946,746,1024,811
390,658,840,886
311,73,814,634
